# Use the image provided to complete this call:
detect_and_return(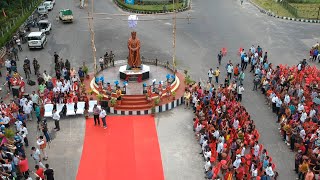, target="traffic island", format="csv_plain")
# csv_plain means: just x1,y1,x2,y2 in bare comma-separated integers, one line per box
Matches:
113,0,190,14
